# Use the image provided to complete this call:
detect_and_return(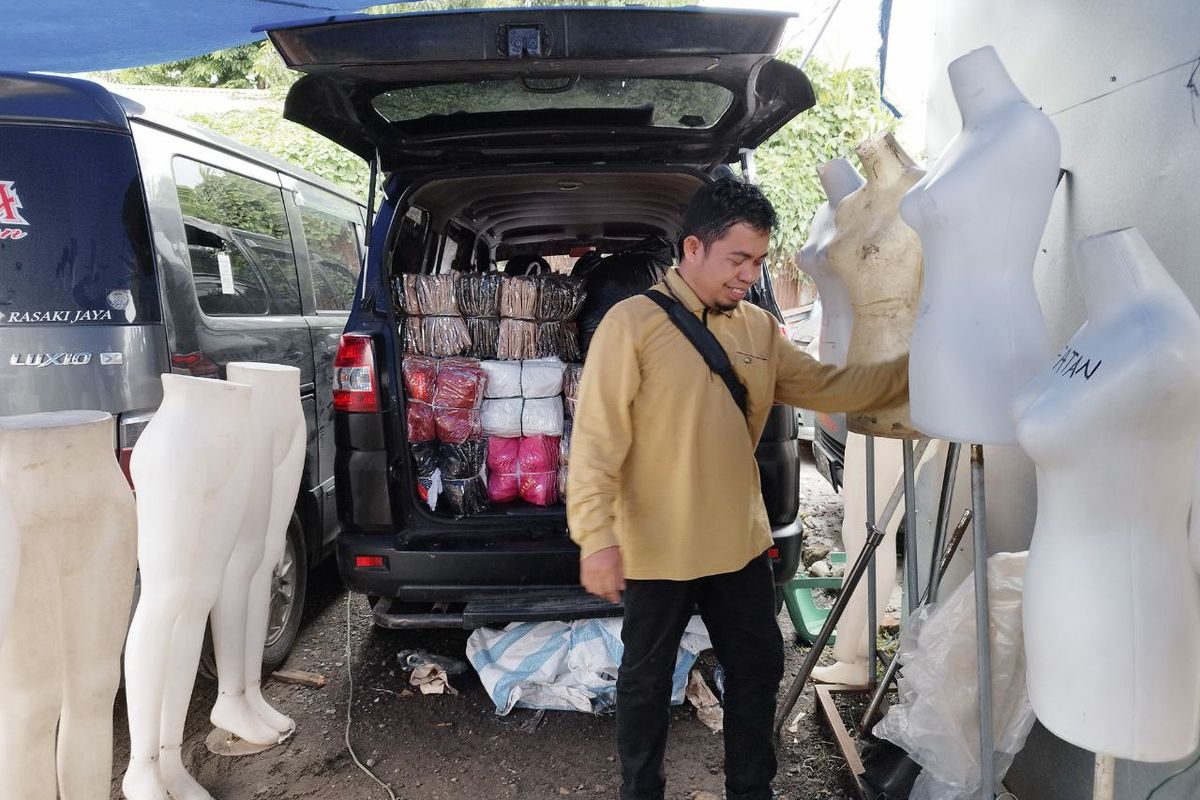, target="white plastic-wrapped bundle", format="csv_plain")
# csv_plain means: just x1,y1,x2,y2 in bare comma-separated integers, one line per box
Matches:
482,360,523,399
481,398,524,438
523,397,564,436
522,358,566,399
